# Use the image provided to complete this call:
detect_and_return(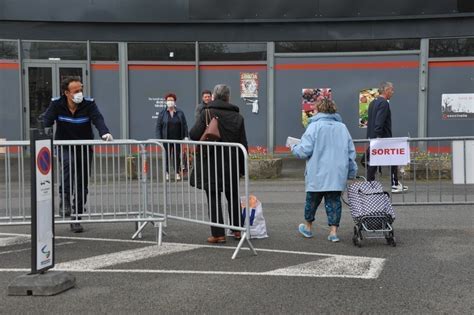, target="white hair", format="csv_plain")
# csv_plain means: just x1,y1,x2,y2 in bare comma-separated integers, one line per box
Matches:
213,84,230,102
378,82,394,94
